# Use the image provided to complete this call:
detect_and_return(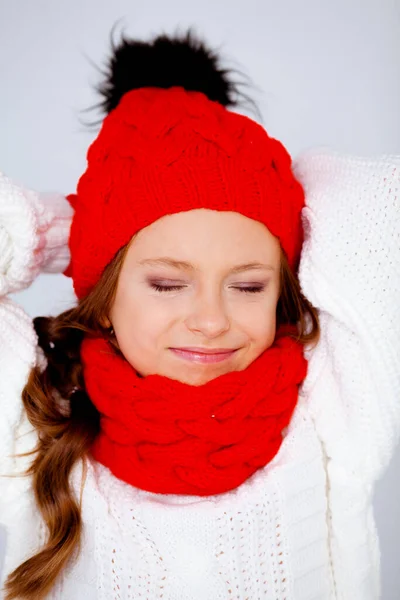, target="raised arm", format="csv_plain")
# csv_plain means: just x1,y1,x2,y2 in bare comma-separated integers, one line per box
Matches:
0,172,73,518
293,149,400,484
0,171,73,297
